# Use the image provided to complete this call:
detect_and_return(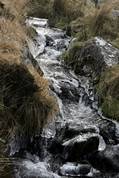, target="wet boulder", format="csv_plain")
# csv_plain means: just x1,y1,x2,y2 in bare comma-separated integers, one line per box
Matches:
64,37,119,78
62,121,99,140
28,37,46,58
77,37,119,77
45,35,54,46
49,121,100,158
63,37,119,122
57,81,80,102
48,139,64,155
63,133,99,161
26,17,48,28
55,119,99,142
55,39,68,50
88,144,119,173
23,43,44,76
59,162,91,176
99,119,118,145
